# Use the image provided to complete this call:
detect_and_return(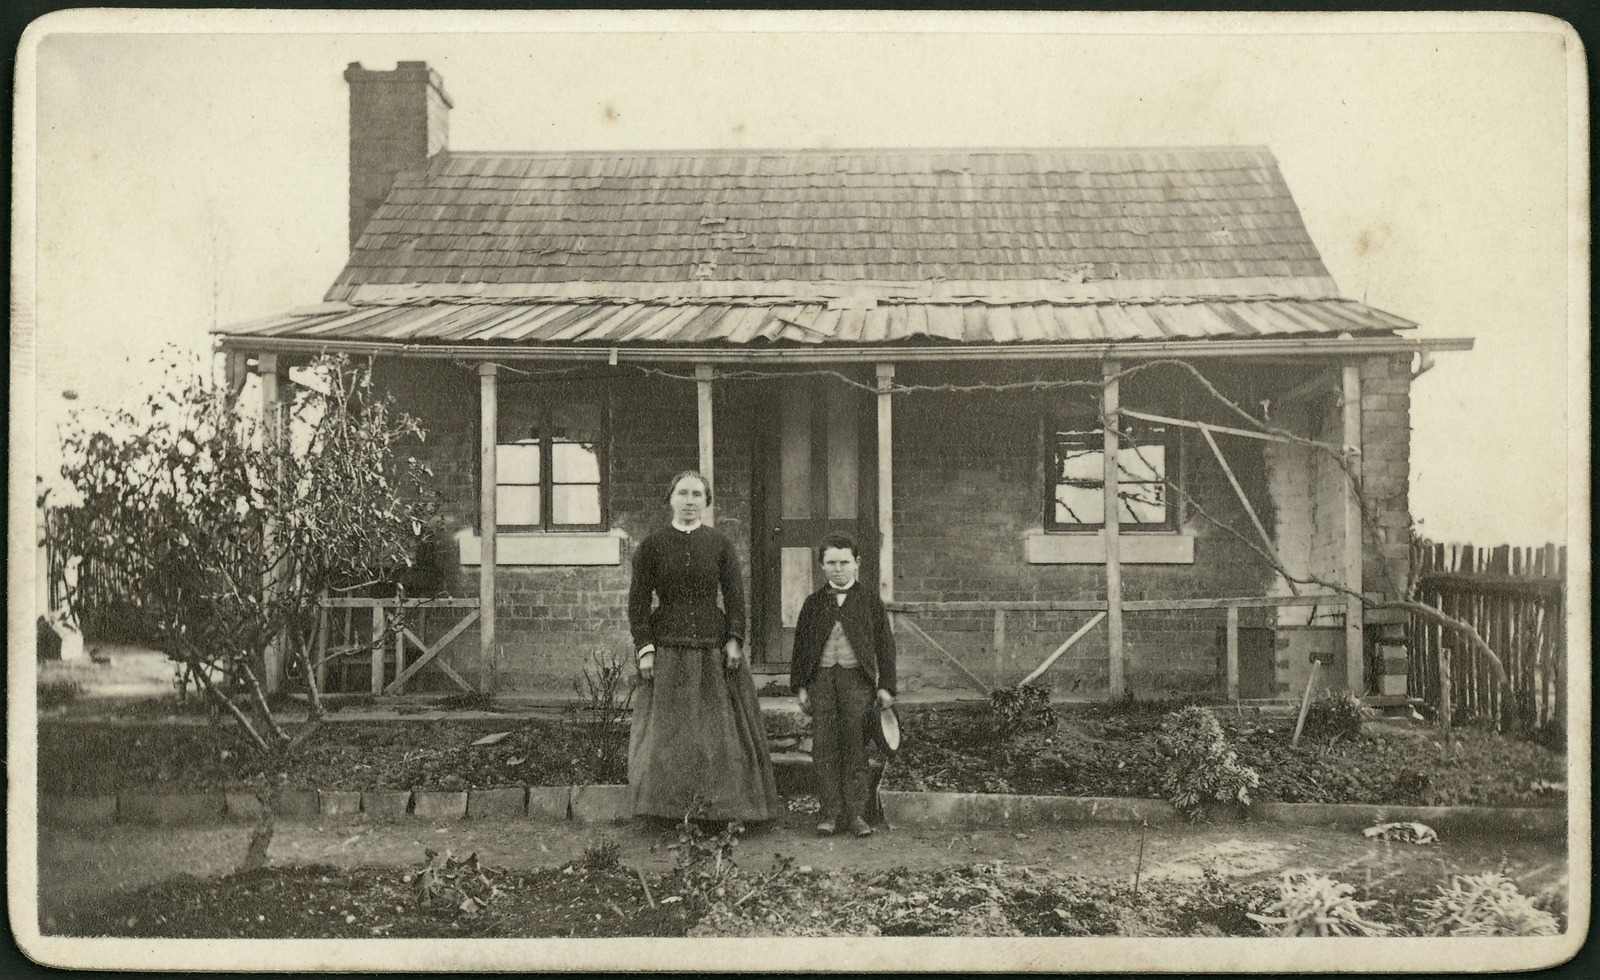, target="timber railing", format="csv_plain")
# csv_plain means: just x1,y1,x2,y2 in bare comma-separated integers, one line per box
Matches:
314,595,482,696
1407,541,1566,738
886,594,1337,698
